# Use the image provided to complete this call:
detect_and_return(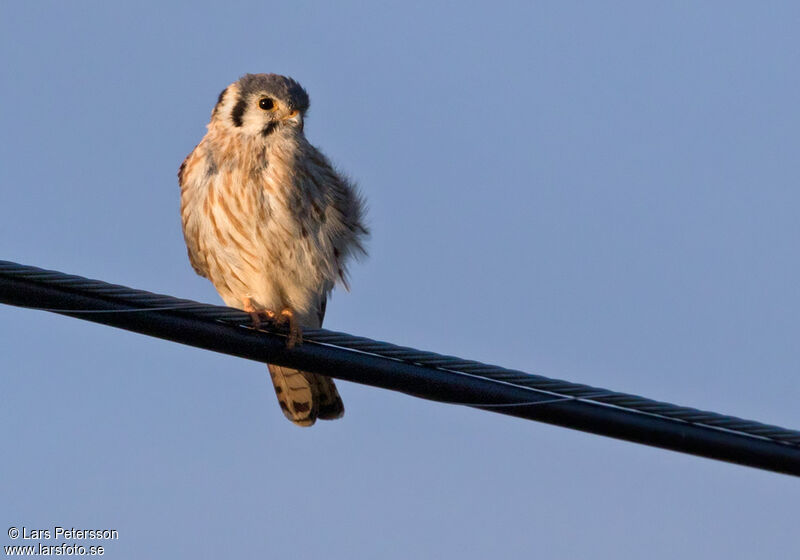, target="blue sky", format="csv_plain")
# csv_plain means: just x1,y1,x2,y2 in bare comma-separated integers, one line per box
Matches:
2,1,799,558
